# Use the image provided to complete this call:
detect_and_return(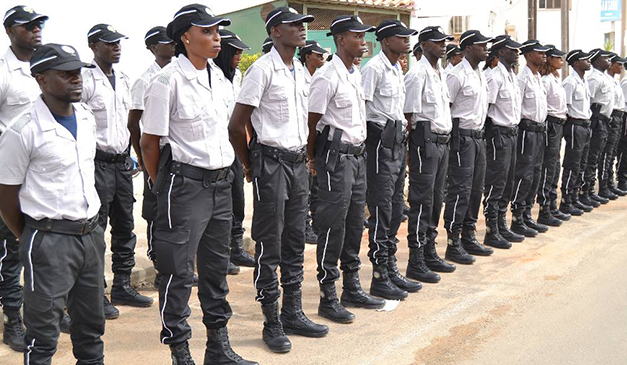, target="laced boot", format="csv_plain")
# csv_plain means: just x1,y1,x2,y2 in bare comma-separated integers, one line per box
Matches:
423,238,456,273
510,211,538,237
111,274,154,307
261,301,291,353
537,205,562,227
559,194,583,216
230,236,255,267
461,227,493,256
551,199,571,221
387,254,422,292
170,341,195,365
281,289,328,337
227,261,240,275
407,245,441,283
3,309,25,352
575,192,595,211
599,181,619,200
498,212,525,242
523,209,548,233
370,265,408,300
340,271,385,309
103,295,119,320
483,218,511,249
204,327,258,365
445,232,476,264
318,283,355,324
